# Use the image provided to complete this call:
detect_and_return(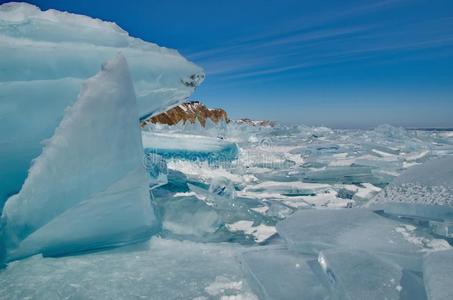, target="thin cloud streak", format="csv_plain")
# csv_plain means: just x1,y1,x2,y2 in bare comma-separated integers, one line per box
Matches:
193,13,453,80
